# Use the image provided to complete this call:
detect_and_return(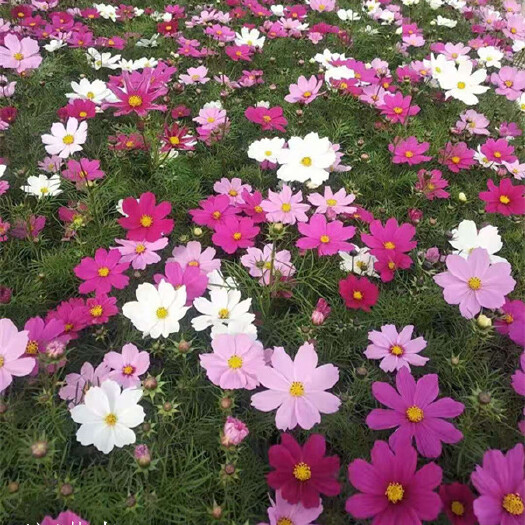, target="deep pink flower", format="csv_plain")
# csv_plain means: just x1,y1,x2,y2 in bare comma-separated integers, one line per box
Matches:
267,433,341,509
74,248,129,295
346,440,442,524
388,137,432,165
439,483,477,525
103,343,150,388
10,215,46,240
495,299,525,347
284,75,323,105
62,158,105,188
379,93,420,124
154,262,208,304
415,169,450,200
366,367,464,457
212,216,259,254
297,214,356,256
480,138,517,164
479,179,525,216
86,294,118,325
240,190,266,223
23,316,65,374
118,192,174,241
245,105,288,132
362,218,417,258
339,275,379,312
46,298,90,340
225,44,253,61
439,142,476,173
312,298,331,326
65,99,97,120
374,250,414,283
161,123,196,152
189,194,239,230
471,443,525,525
